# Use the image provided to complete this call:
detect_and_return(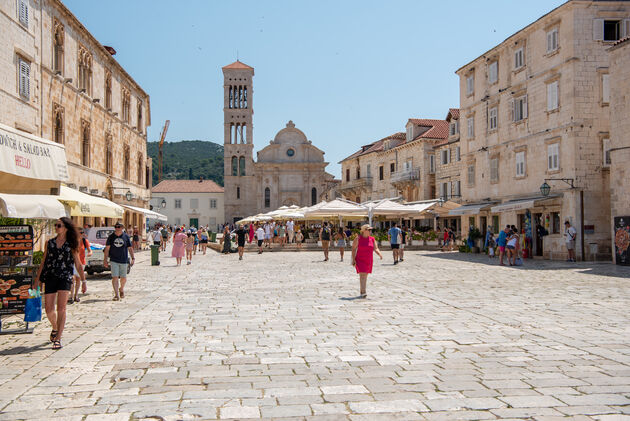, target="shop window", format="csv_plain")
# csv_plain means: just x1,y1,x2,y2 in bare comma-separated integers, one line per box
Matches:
492,215,500,233
552,212,560,234
469,216,475,228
